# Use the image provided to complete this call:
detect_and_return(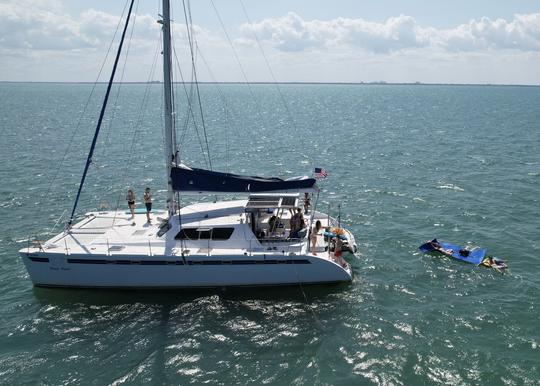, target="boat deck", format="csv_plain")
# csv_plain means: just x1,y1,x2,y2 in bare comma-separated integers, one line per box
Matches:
20,199,355,287
25,201,335,260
